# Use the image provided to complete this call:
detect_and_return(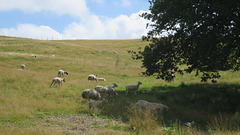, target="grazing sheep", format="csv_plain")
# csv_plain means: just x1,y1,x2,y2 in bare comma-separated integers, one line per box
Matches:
50,77,65,87
81,89,101,100
106,87,118,97
88,74,98,82
126,82,142,95
88,98,108,113
58,70,68,77
95,85,108,93
20,64,25,69
31,55,36,58
95,85,118,97
113,51,118,54
105,83,118,90
96,78,106,82
105,83,118,96
136,100,169,114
